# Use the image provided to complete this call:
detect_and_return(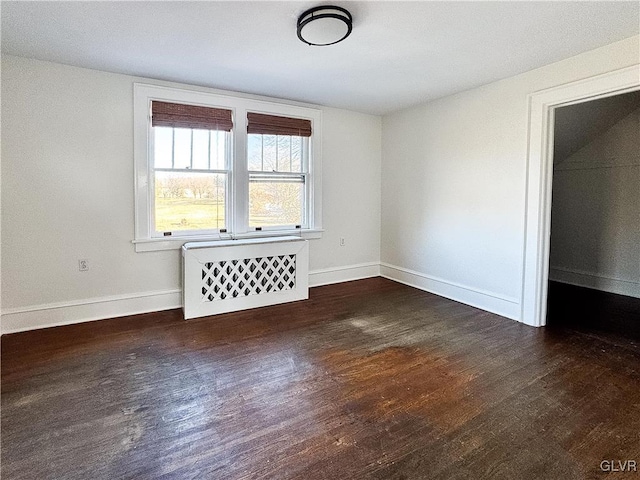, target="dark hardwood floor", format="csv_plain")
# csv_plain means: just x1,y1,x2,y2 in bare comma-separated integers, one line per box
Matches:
2,278,640,479
547,281,640,343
